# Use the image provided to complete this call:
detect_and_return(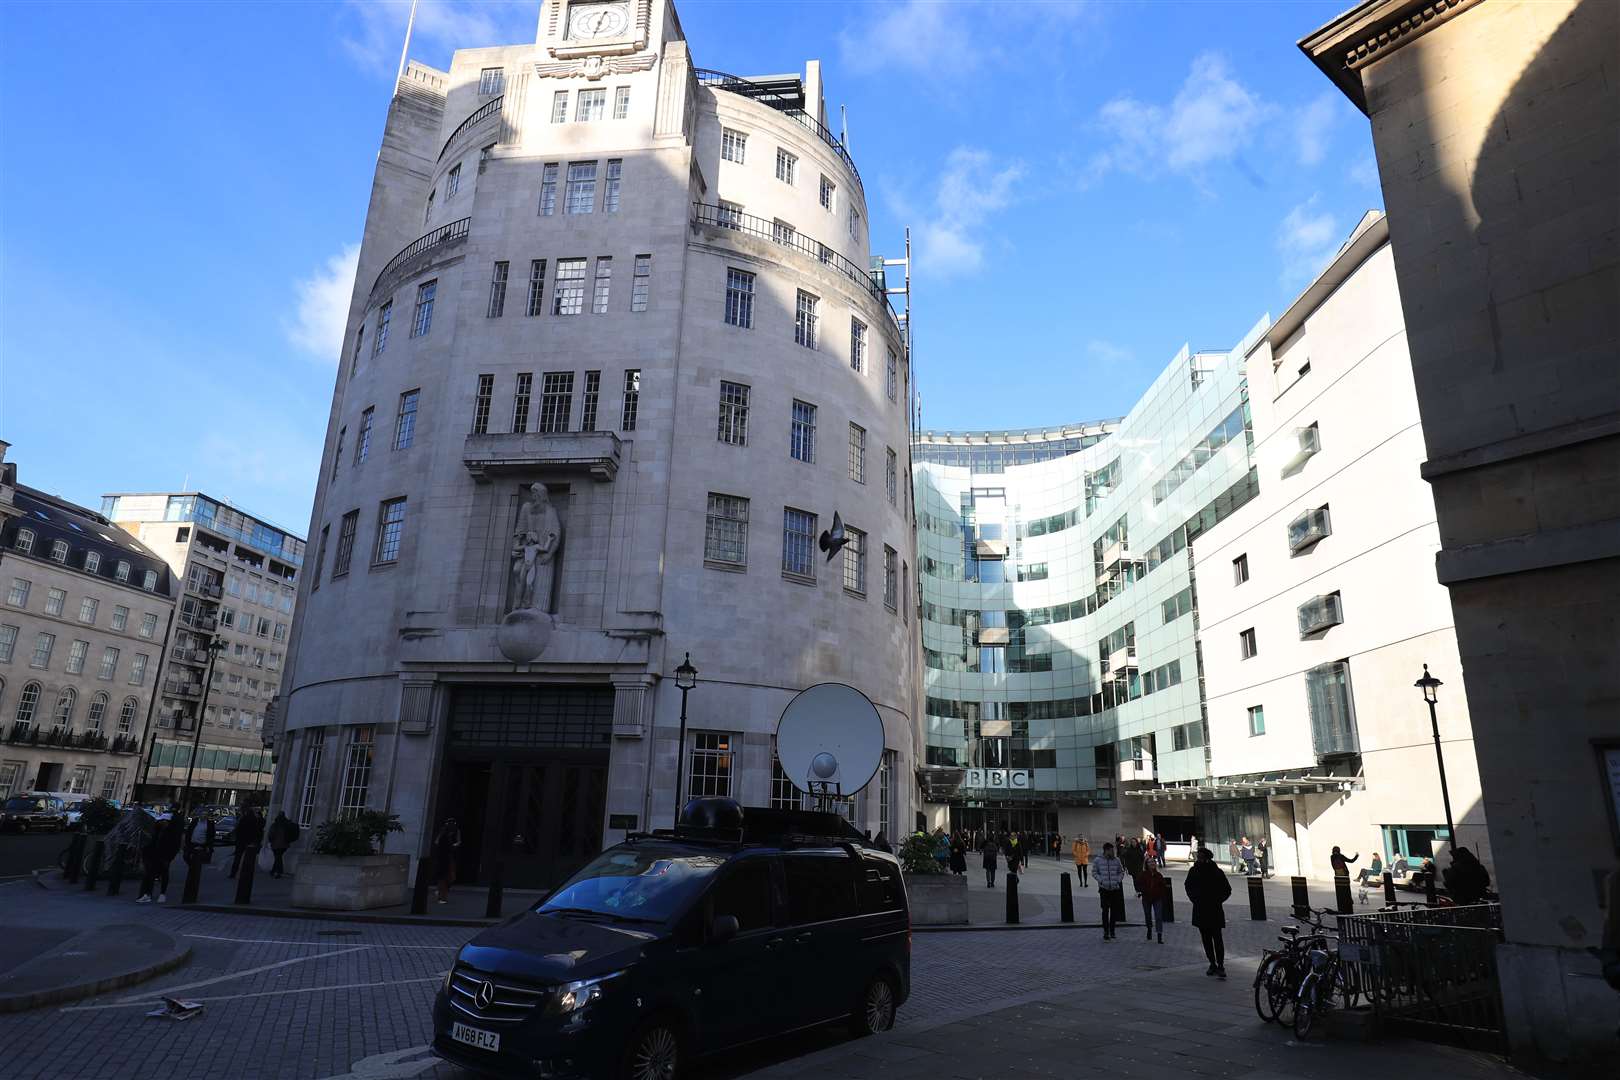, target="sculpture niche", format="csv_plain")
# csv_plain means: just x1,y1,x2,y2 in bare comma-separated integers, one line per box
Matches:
497,483,565,663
